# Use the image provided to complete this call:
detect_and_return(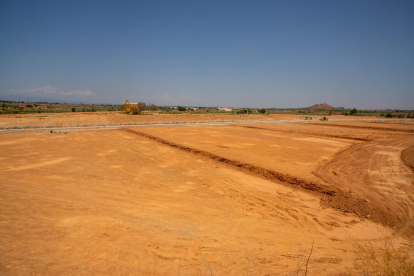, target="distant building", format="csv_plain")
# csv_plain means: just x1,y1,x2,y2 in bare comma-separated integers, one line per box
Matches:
123,100,138,105
217,106,232,112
